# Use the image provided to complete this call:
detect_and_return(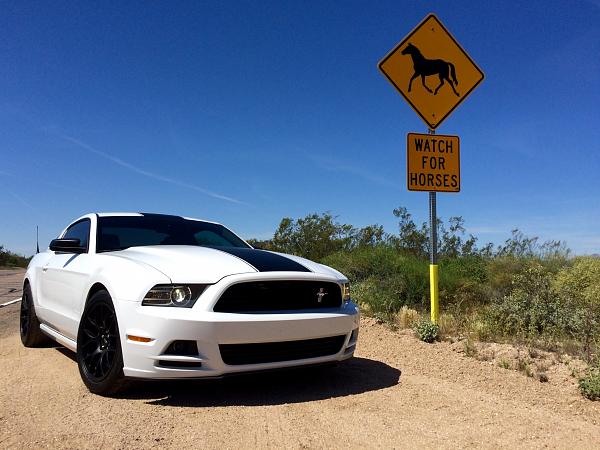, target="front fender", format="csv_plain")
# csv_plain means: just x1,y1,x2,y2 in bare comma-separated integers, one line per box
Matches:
79,255,171,320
